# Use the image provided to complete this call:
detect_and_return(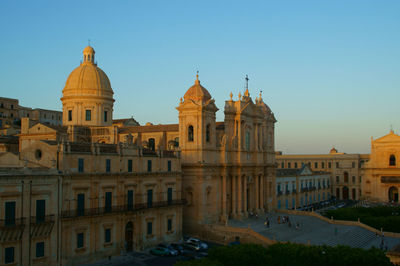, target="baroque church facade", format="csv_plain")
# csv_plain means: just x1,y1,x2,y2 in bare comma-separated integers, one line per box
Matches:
0,46,276,265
